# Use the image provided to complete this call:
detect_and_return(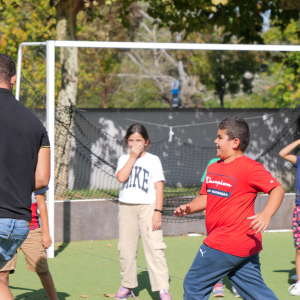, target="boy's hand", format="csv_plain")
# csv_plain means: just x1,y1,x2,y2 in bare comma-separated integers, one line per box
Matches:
42,232,52,249
174,204,191,217
152,211,162,231
248,212,271,234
